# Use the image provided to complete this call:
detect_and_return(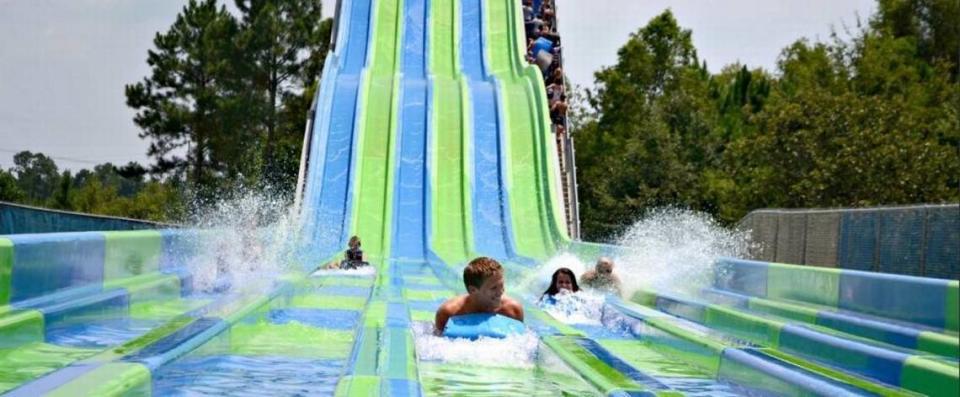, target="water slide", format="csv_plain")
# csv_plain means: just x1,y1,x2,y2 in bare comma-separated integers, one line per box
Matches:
1,0,958,395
